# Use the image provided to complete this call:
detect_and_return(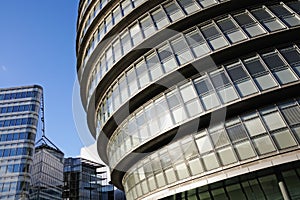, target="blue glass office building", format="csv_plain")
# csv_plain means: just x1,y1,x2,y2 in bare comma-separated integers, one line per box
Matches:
76,0,300,199
0,85,43,199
